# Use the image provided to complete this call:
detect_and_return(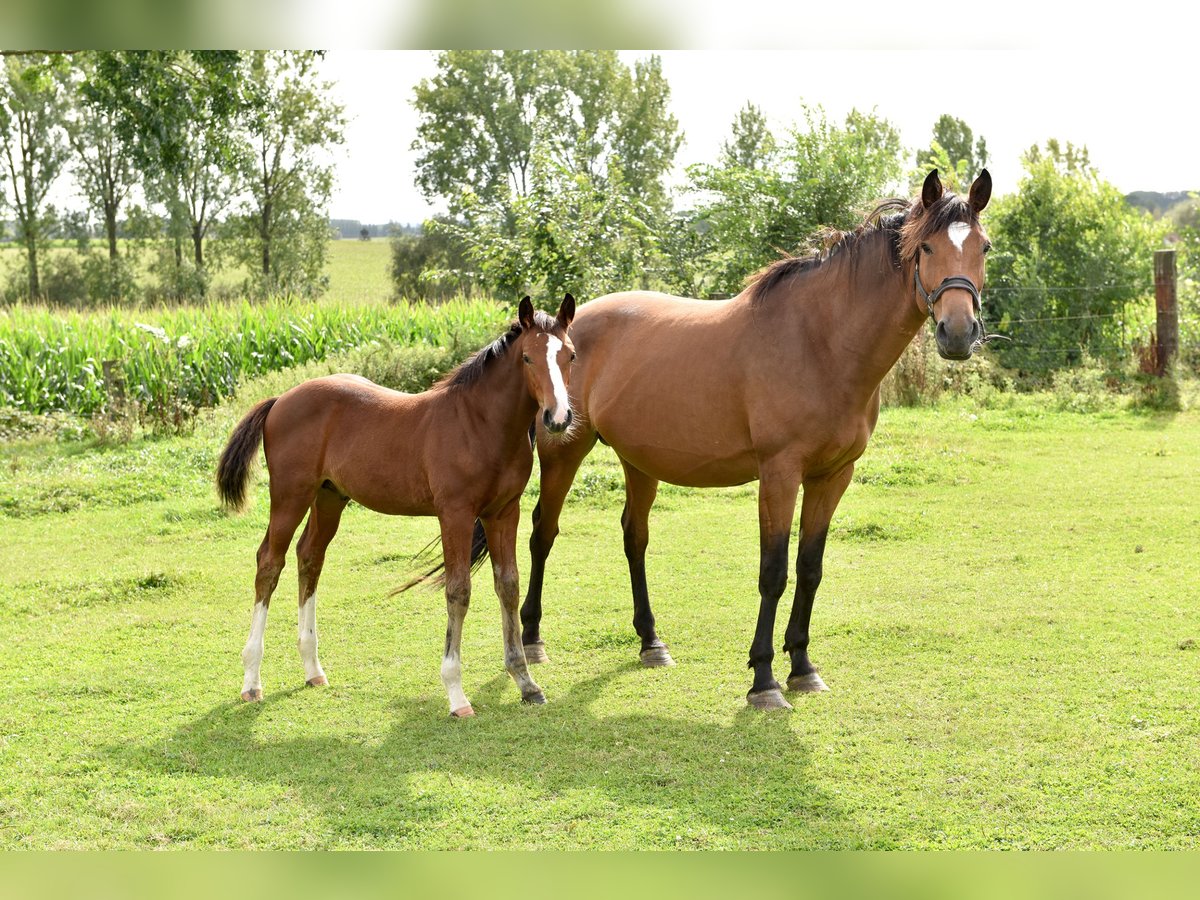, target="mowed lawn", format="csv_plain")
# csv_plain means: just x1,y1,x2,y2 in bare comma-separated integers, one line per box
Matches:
1,396,1198,849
